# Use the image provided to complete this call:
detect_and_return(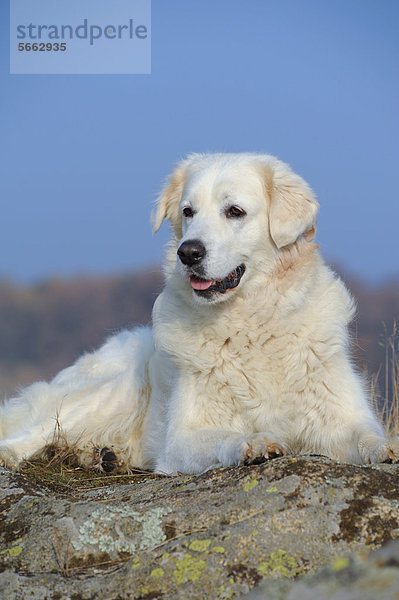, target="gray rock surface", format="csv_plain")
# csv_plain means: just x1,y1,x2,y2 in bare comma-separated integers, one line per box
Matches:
0,456,398,599
243,541,399,600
